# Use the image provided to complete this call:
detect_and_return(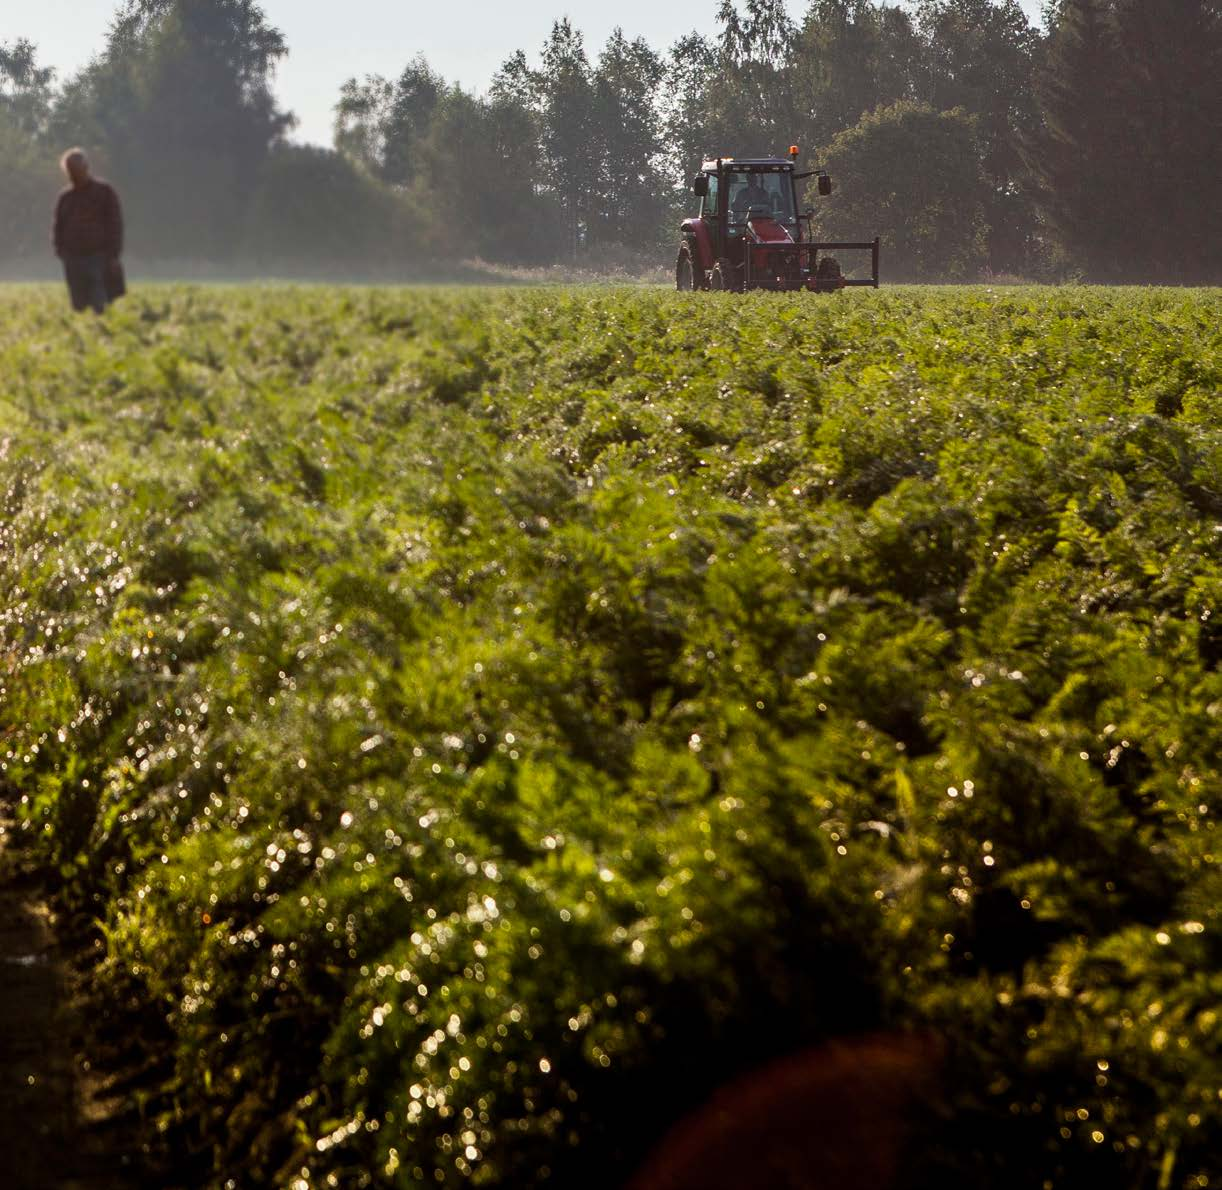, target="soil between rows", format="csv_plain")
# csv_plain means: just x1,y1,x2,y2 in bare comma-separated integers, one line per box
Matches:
0,810,152,1190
